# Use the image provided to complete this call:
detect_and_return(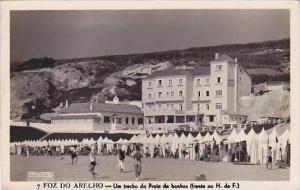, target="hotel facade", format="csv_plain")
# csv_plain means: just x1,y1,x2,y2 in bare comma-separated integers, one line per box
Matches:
142,54,251,131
